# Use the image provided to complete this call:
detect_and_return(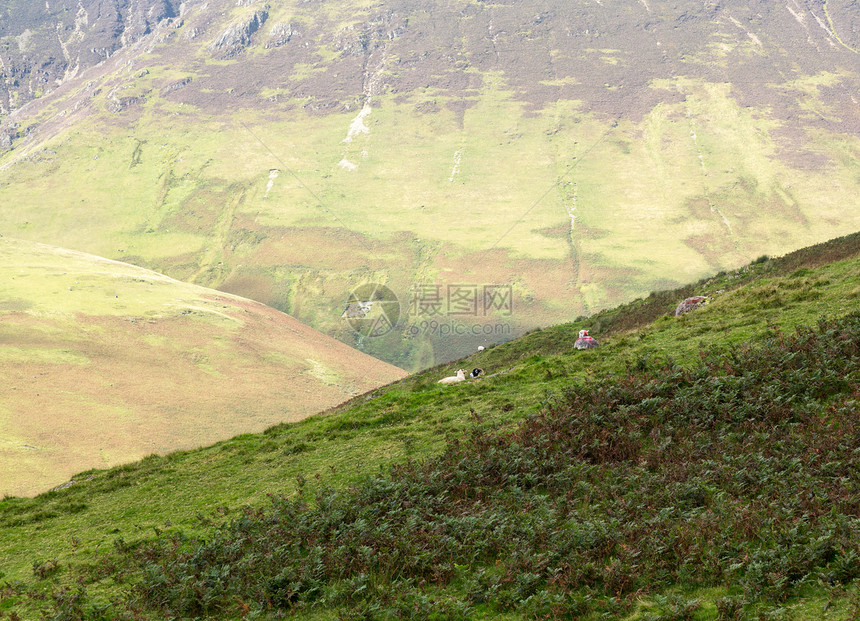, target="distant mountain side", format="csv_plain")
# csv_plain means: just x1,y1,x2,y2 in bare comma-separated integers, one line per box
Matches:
0,237,406,497
0,0,858,370
2,0,858,123
0,0,181,117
